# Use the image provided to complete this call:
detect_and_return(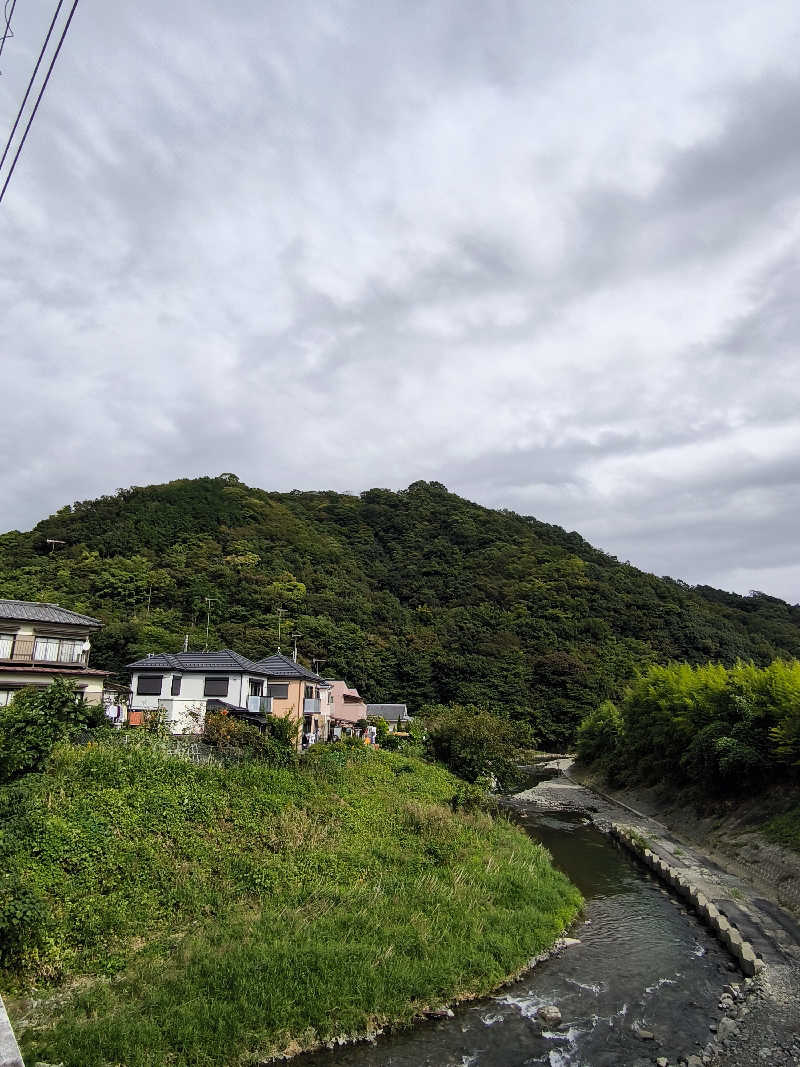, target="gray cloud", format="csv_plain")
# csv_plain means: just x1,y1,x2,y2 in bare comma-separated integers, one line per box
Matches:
0,0,799,603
